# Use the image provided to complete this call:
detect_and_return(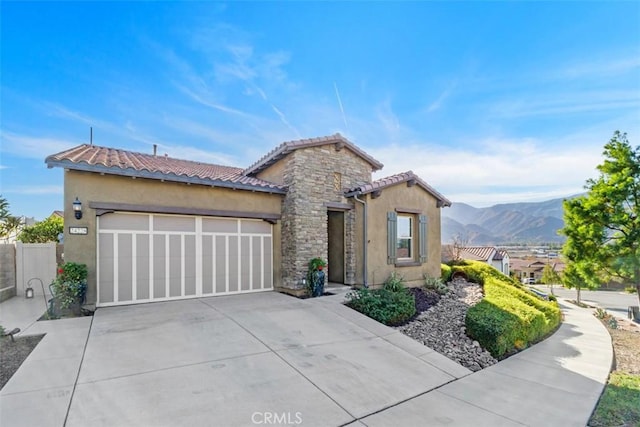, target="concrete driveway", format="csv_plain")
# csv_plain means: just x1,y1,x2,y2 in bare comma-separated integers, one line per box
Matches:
66,291,469,426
